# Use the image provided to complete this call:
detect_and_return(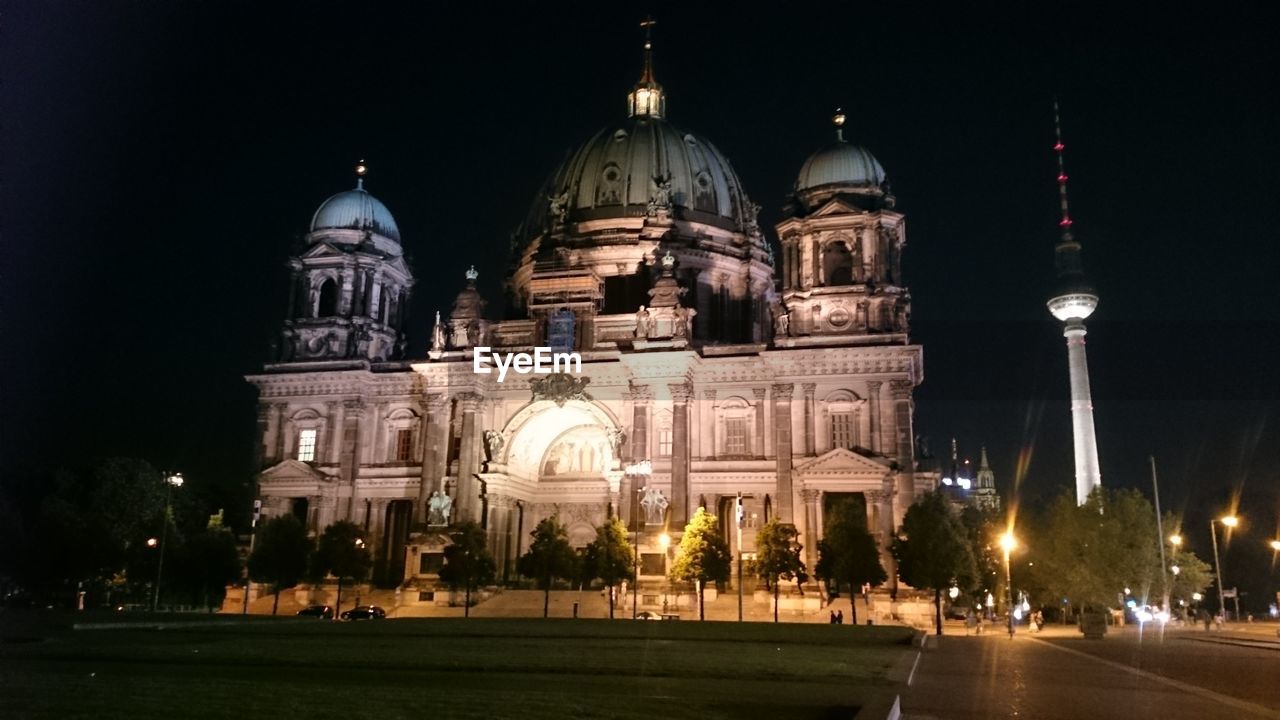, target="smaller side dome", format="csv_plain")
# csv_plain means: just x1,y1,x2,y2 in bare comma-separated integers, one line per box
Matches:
795,143,886,192
310,188,401,242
